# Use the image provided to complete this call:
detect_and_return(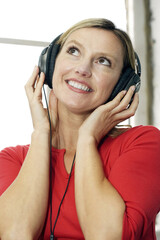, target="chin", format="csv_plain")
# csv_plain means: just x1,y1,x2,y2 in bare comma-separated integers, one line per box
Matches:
62,99,104,115
56,89,108,113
